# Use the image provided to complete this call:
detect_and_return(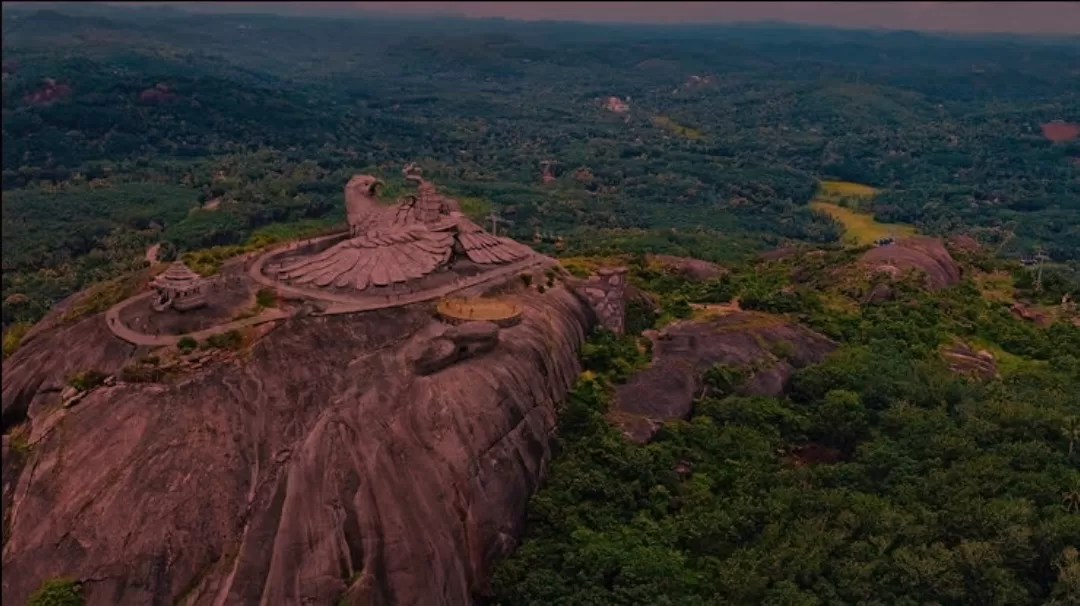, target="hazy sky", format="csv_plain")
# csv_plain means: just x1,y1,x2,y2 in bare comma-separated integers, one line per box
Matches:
111,2,1080,35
